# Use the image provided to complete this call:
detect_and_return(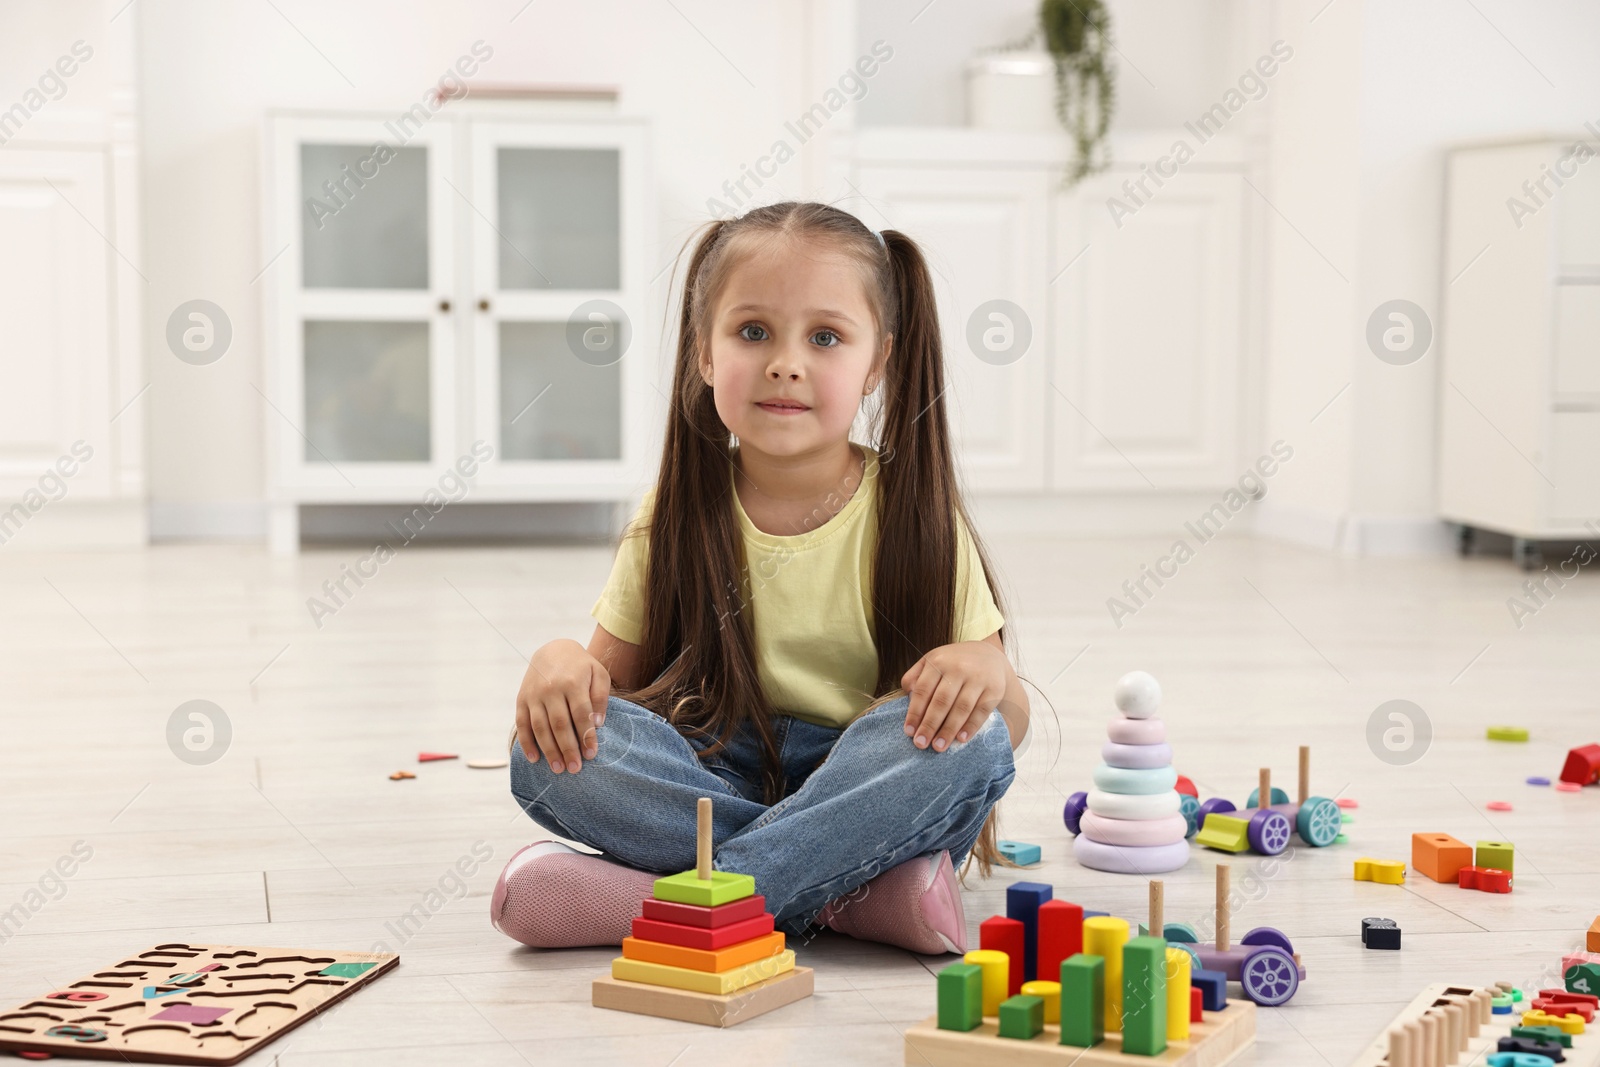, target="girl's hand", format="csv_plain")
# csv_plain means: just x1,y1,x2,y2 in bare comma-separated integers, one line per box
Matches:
901,641,1009,752
516,638,610,773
